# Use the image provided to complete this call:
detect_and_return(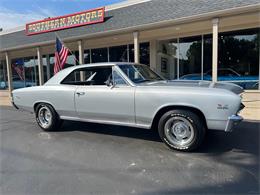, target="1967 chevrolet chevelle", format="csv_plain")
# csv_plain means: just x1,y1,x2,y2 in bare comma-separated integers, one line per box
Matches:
12,63,245,151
